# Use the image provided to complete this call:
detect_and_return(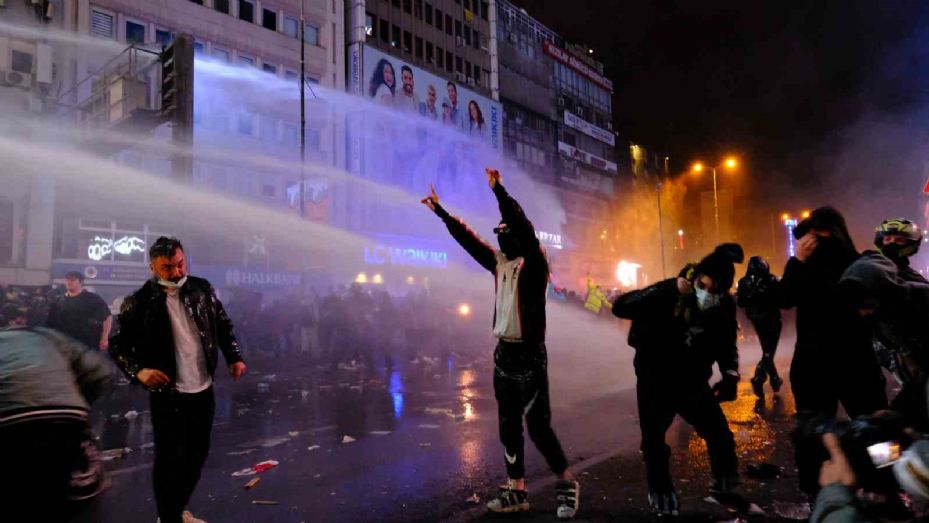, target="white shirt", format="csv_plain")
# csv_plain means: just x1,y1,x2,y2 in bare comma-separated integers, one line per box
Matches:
493,253,525,341
165,290,212,393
